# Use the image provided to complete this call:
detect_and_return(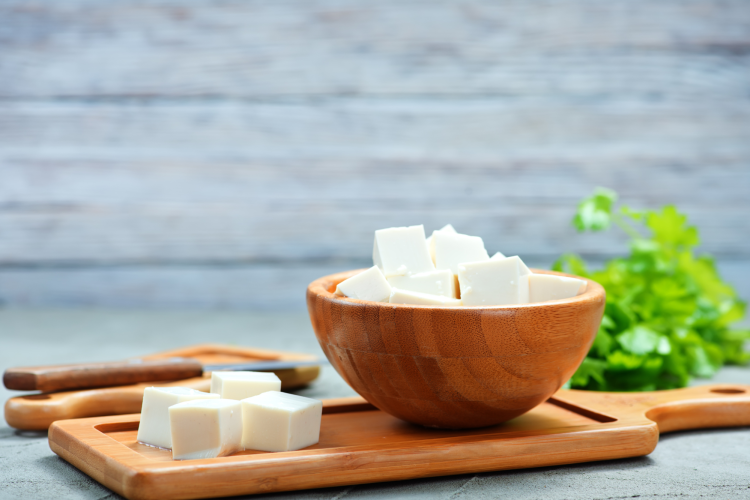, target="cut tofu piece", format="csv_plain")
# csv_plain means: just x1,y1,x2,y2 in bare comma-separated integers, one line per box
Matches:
334,266,391,302
136,387,220,450
426,224,458,263
432,232,490,299
389,287,462,307
491,252,531,276
241,391,323,452
387,269,455,298
435,223,457,234
529,274,587,303
458,256,531,306
210,371,281,400
373,225,435,278
432,232,490,275
515,255,532,275
169,399,242,460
